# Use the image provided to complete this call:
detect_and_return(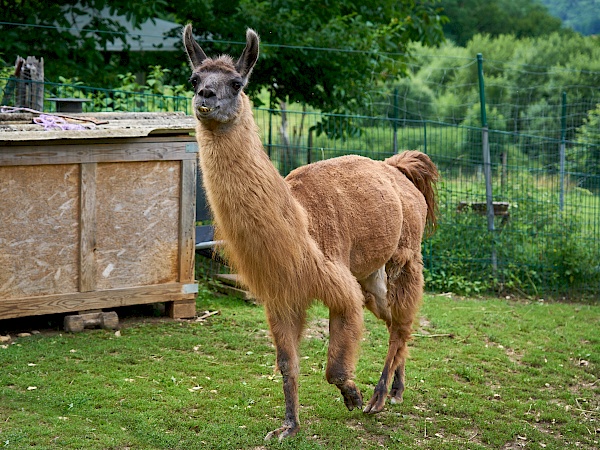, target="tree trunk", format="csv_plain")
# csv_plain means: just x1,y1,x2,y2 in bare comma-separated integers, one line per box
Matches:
14,56,44,110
